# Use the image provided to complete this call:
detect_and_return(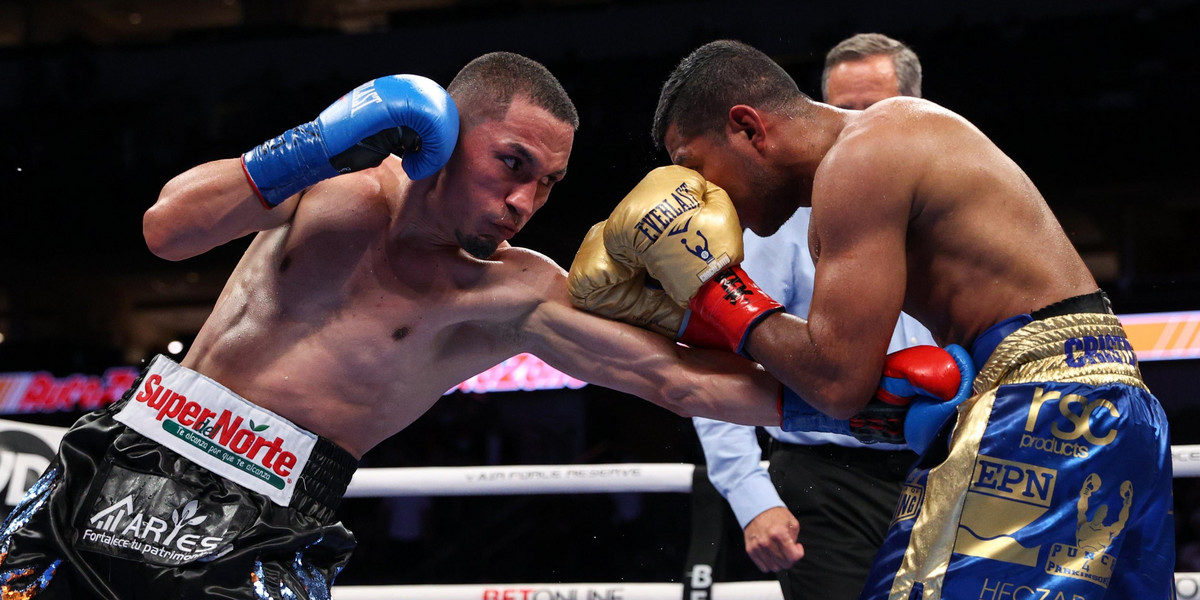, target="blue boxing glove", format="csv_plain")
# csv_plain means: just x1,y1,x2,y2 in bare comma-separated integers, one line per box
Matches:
893,344,975,455
242,74,459,207
779,344,975,451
